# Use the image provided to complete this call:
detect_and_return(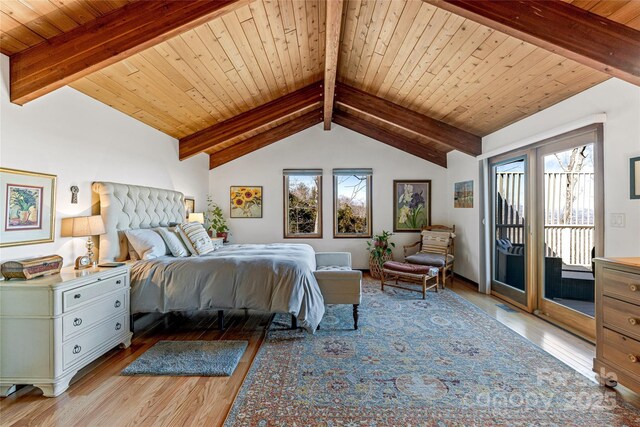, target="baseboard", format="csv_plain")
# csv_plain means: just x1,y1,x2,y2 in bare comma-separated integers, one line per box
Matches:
454,273,478,289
